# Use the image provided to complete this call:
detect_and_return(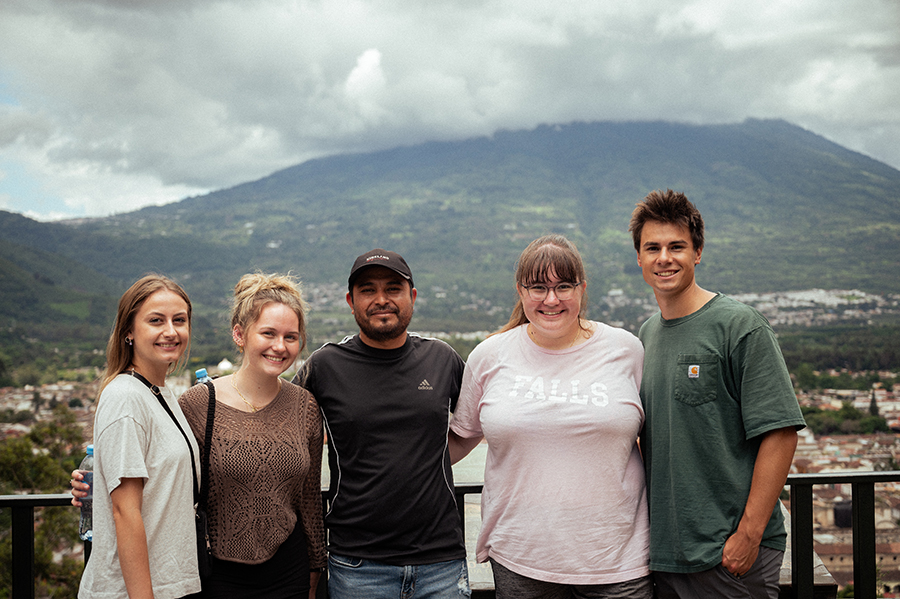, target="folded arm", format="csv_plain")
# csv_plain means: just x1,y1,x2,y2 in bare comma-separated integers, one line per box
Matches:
448,430,483,465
